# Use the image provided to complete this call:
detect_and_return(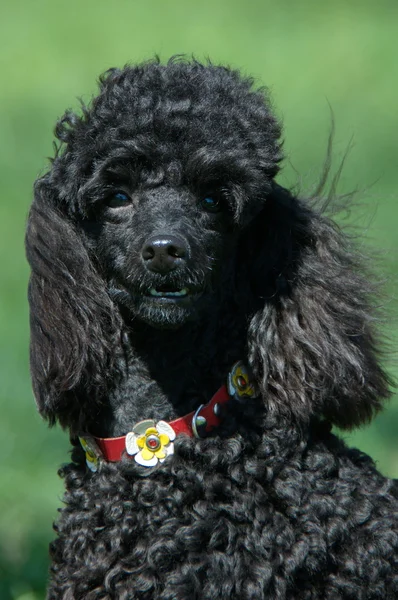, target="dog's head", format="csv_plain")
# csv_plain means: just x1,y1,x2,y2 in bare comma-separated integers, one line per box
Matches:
34,62,281,330
26,59,392,430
